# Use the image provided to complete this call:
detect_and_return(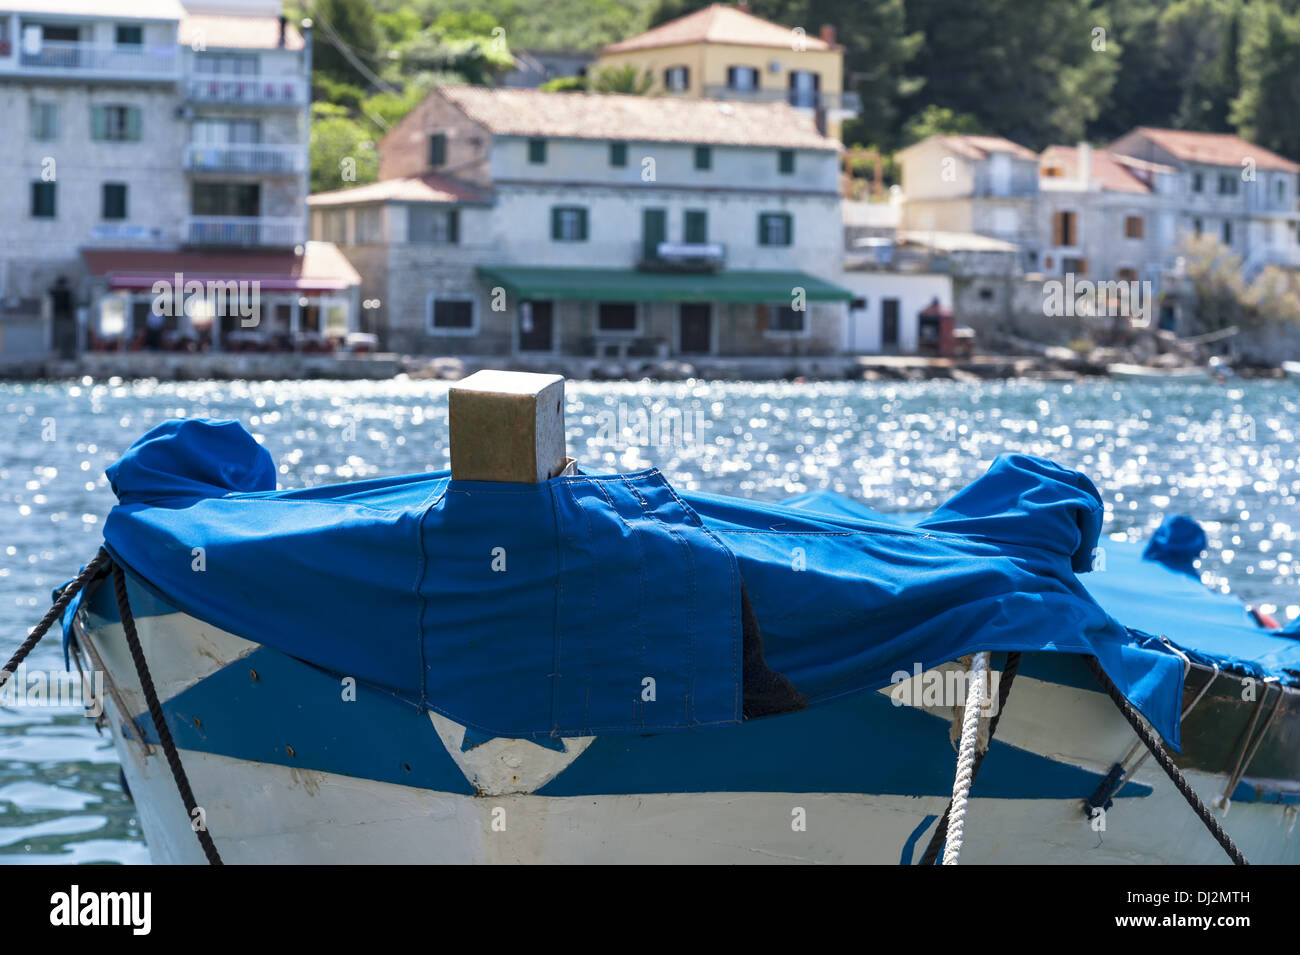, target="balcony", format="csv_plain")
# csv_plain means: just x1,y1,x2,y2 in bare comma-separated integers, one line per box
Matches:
637,240,726,272
185,216,305,248
184,144,304,176
17,40,178,82
701,85,861,114
187,75,308,107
